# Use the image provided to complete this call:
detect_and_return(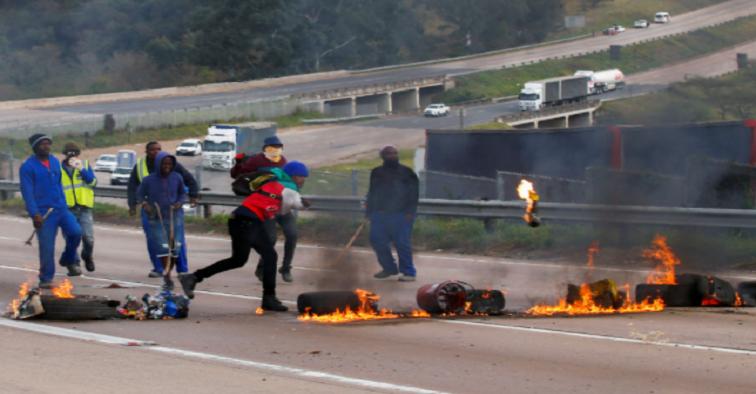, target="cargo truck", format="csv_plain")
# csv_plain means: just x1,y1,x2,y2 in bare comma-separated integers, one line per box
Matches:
574,69,625,95
518,75,590,111
202,122,277,170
